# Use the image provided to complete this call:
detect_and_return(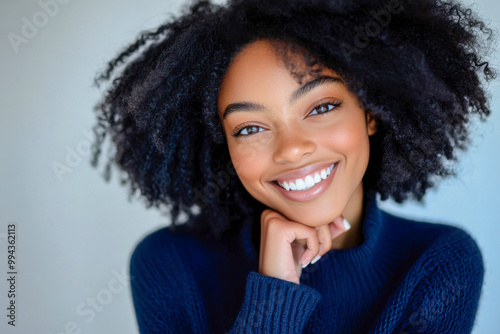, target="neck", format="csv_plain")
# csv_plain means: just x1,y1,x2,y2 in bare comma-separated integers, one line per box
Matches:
331,183,365,250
